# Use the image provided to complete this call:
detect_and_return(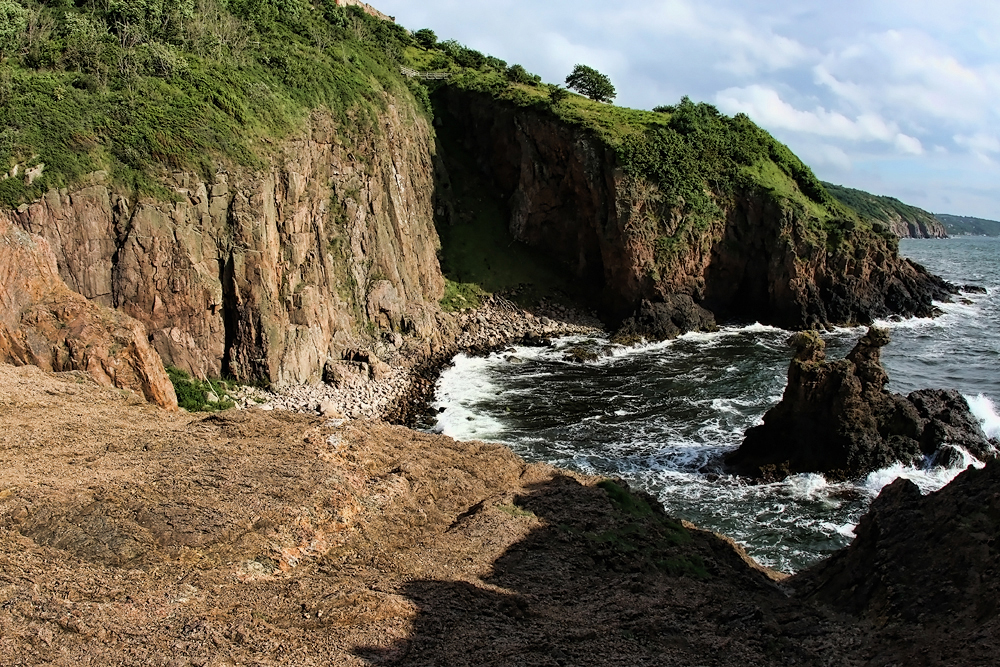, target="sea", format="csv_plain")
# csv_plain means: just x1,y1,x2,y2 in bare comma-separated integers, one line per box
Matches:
424,237,1000,573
